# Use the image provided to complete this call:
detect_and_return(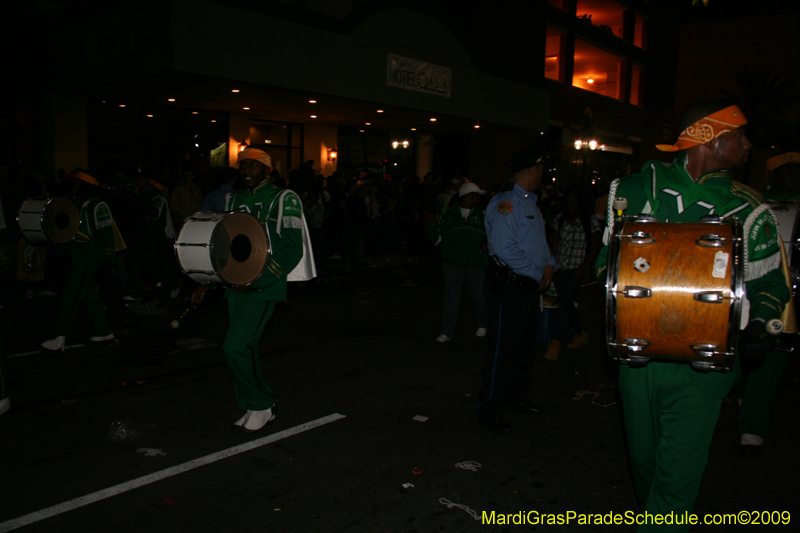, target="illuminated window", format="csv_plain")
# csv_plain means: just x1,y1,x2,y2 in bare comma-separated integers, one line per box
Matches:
576,0,625,39
572,39,624,101
545,27,566,82
634,14,647,49
630,64,643,106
